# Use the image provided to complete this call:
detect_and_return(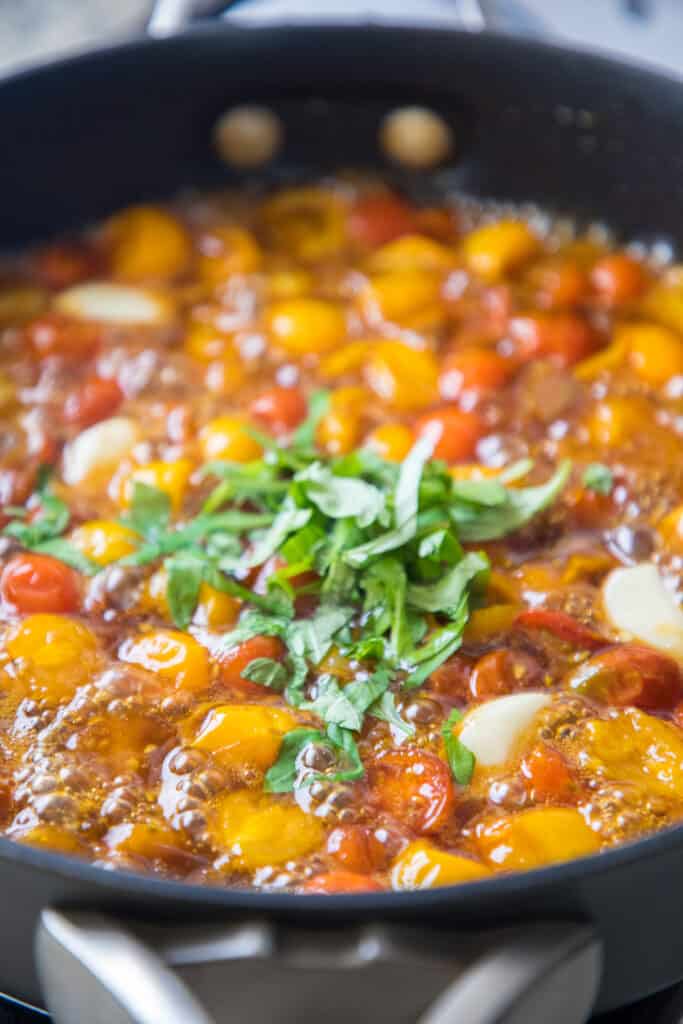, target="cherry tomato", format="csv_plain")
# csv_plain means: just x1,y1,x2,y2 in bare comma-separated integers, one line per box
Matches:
509,313,597,367
63,376,123,427
429,653,472,698
250,386,307,436
220,635,287,696
514,609,606,651
439,348,511,401
568,644,682,710
348,193,415,248
326,825,389,874
25,313,100,361
527,258,588,309
415,408,484,462
521,744,575,801
368,747,455,834
31,242,97,290
469,649,544,700
591,253,648,306
302,871,384,894
1,554,80,613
